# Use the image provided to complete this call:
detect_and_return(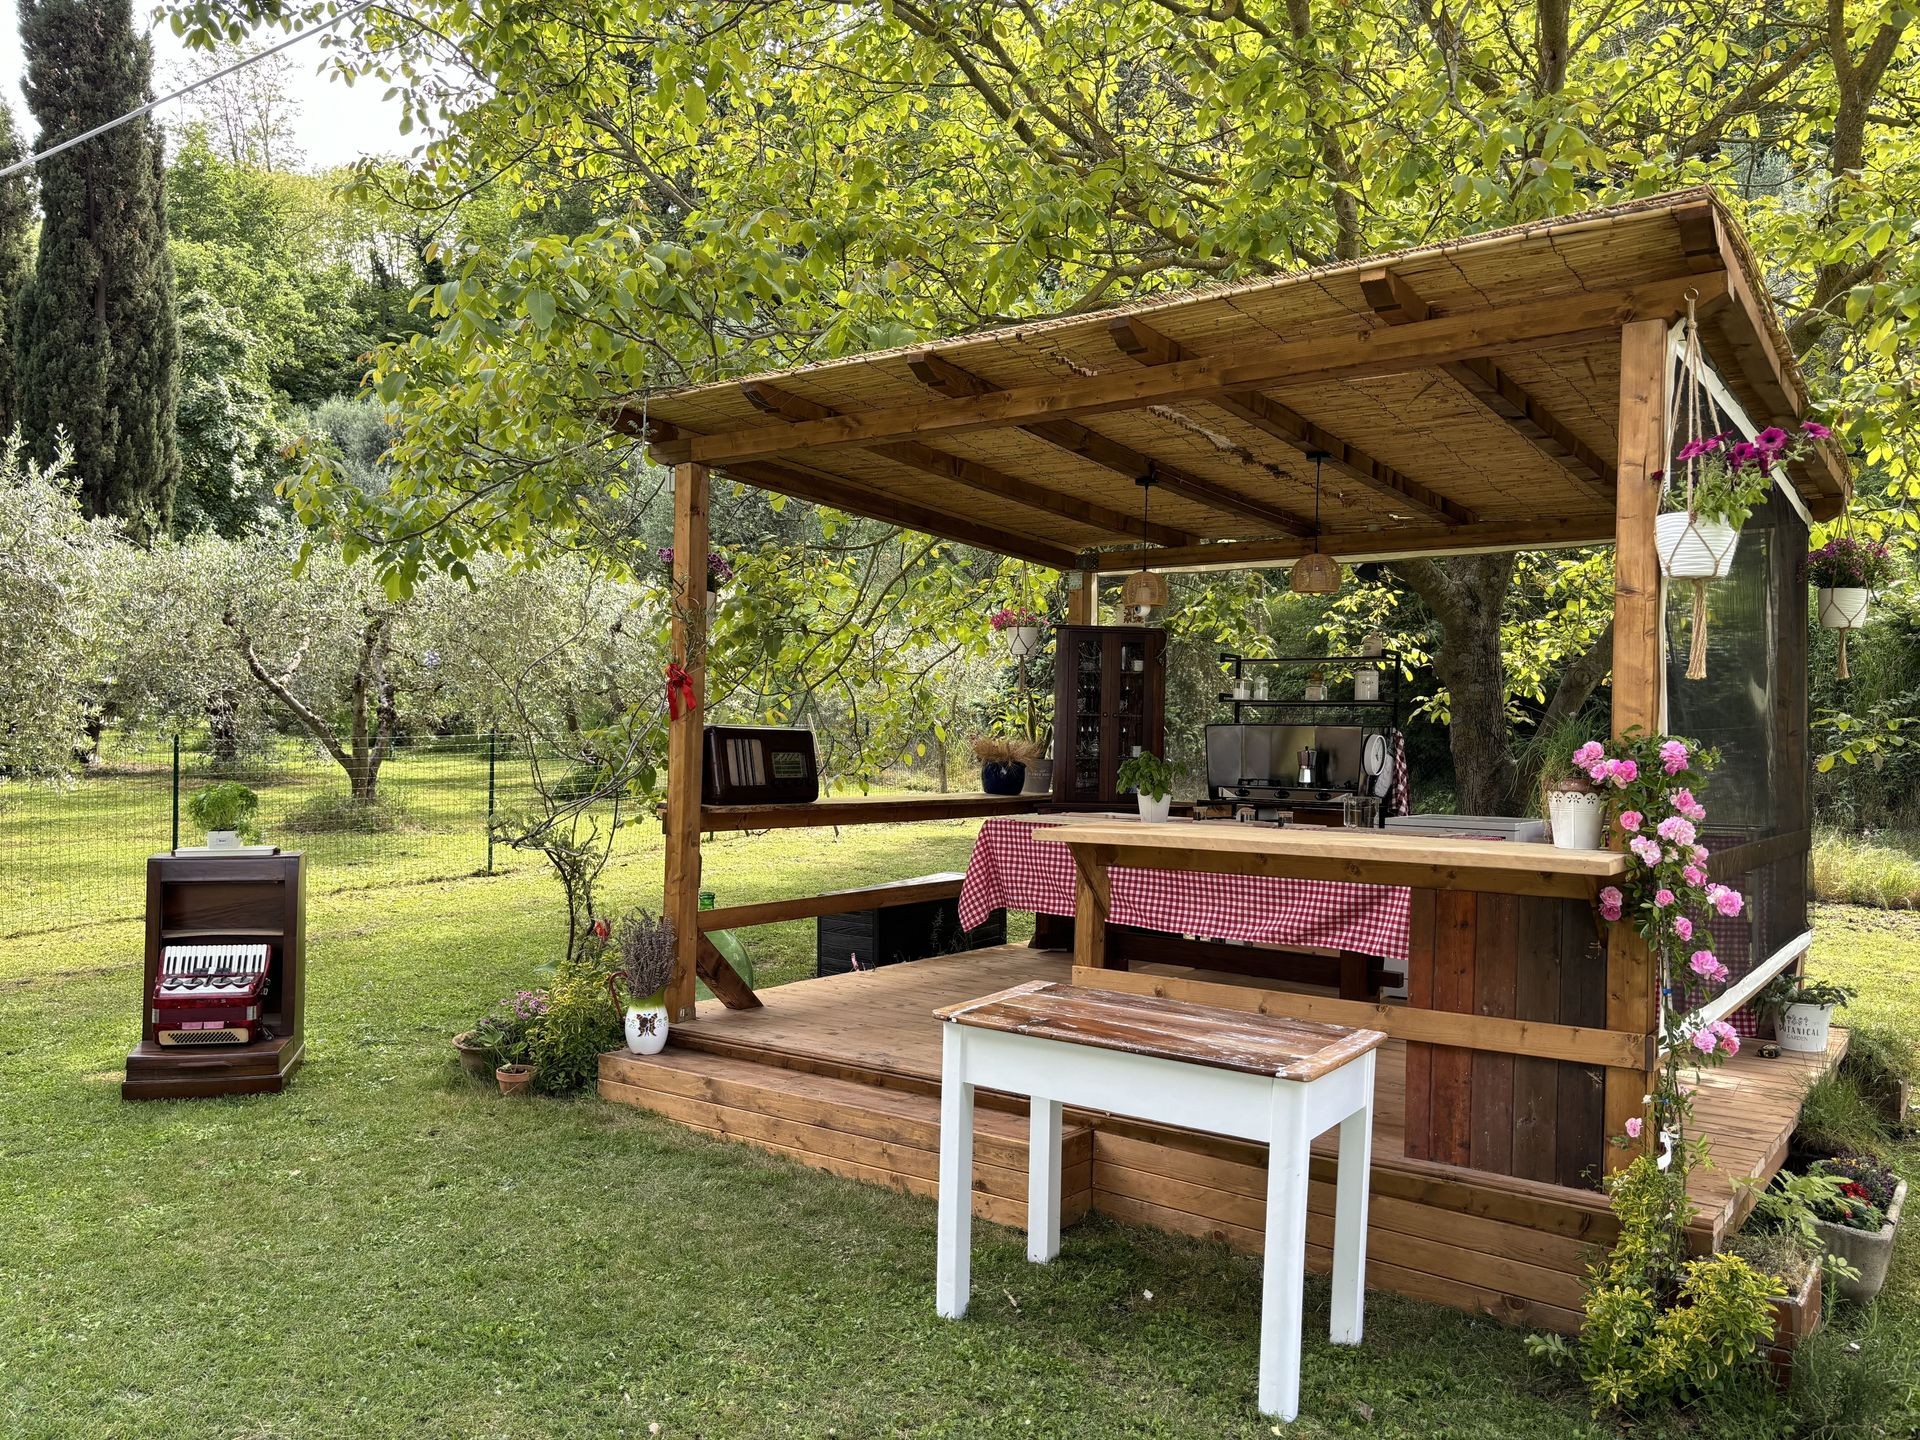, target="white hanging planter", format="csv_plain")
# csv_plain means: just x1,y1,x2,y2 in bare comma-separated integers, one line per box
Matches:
1546,789,1606,850
1136,793,1172,824
1656,512,1740,580
1003,625,1042,659
1817,587,1871,631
